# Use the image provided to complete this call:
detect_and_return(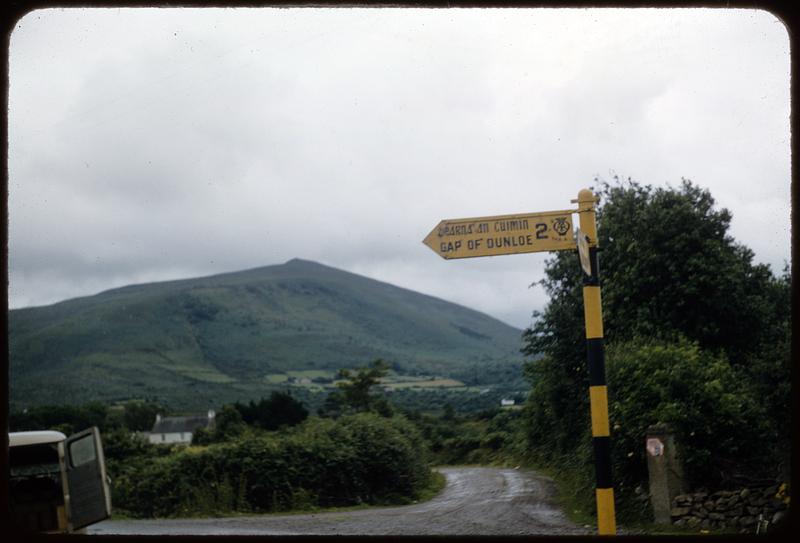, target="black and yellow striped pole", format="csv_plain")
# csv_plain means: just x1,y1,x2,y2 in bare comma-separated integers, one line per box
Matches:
576,188,616,535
